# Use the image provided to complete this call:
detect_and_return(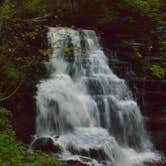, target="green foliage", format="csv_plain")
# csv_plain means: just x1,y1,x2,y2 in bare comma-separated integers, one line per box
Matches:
0,0,50,101
0,1,18,20
25,0,47,16
0,108,11,118
122,0,150,13
150,64,166,79
0,108,12,130
0,0,48,19
121,0,160,15
0,0,164,84
0,108,62,166
0,62,23,98
2,64,22,80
